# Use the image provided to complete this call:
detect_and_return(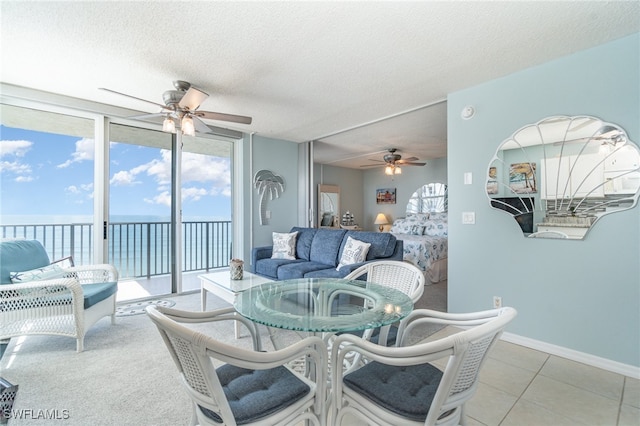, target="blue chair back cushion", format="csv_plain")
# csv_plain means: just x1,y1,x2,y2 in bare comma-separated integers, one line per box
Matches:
343,360,443,422
0,240,51,284
341,231,397,260
289,227,317,261
309,229,347,265
199,364,310,425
